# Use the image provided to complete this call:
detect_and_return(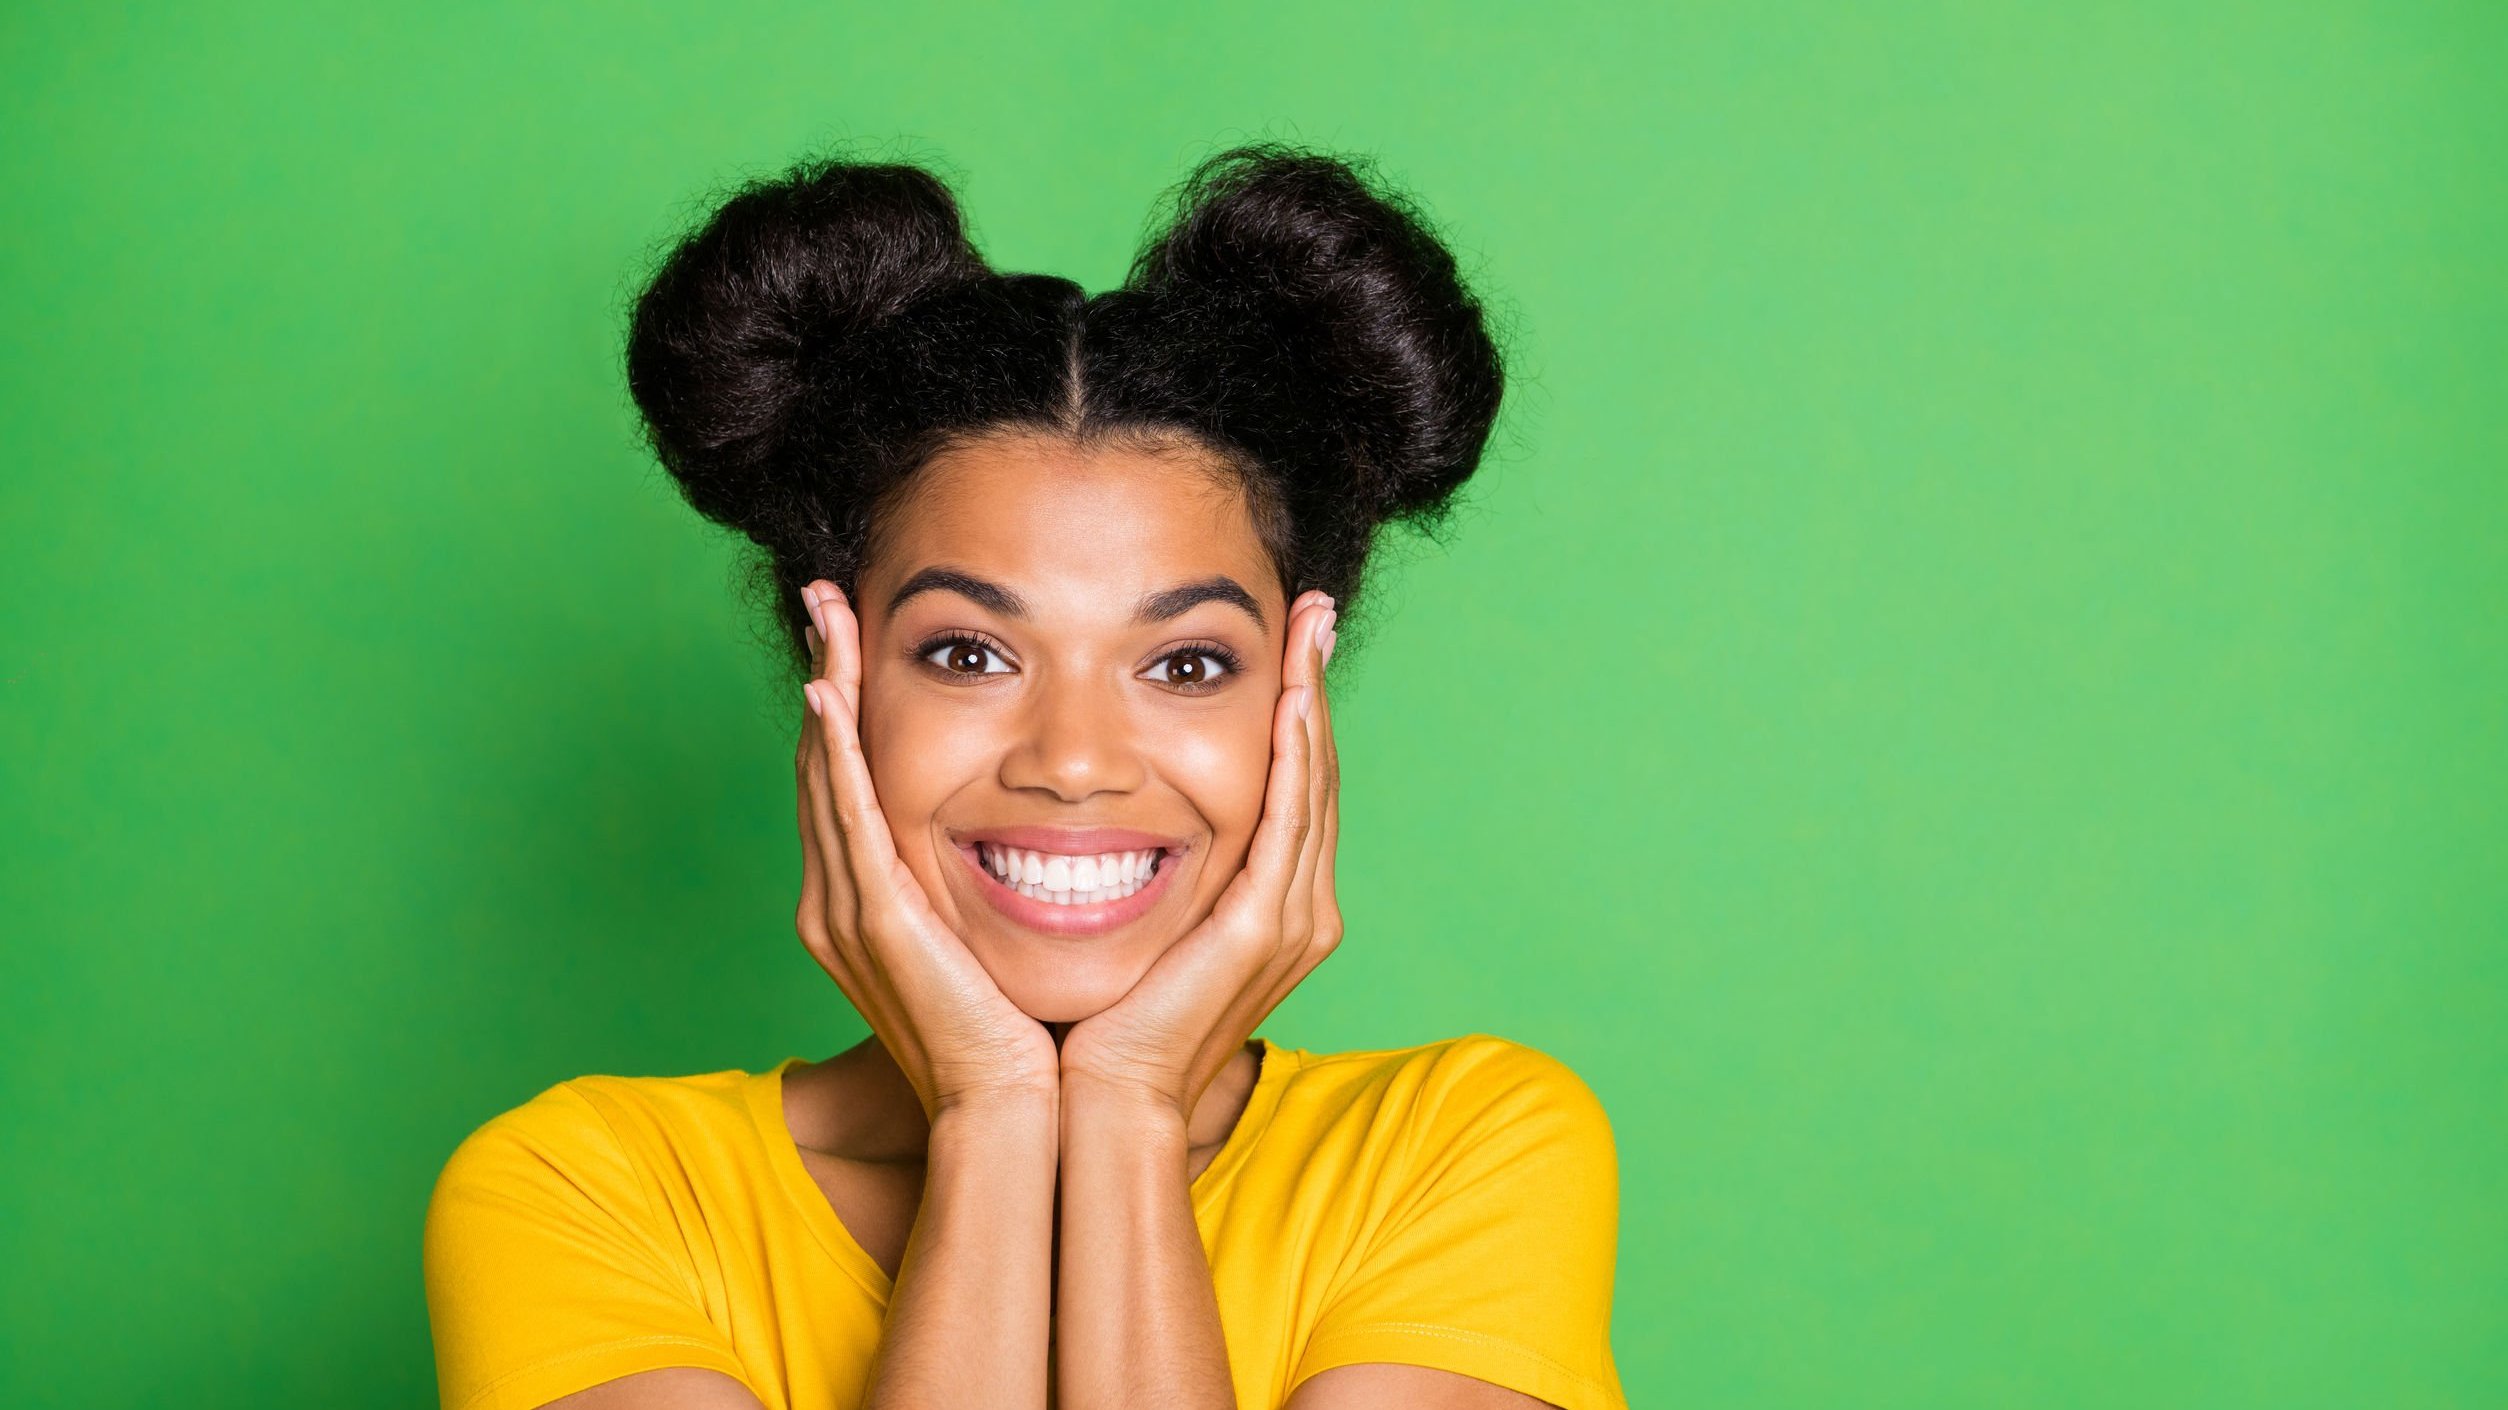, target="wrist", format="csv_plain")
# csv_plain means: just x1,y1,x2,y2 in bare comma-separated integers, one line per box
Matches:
1059,1067,1192,1135
924,1098,1058,1190
929,1081,1060,1133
